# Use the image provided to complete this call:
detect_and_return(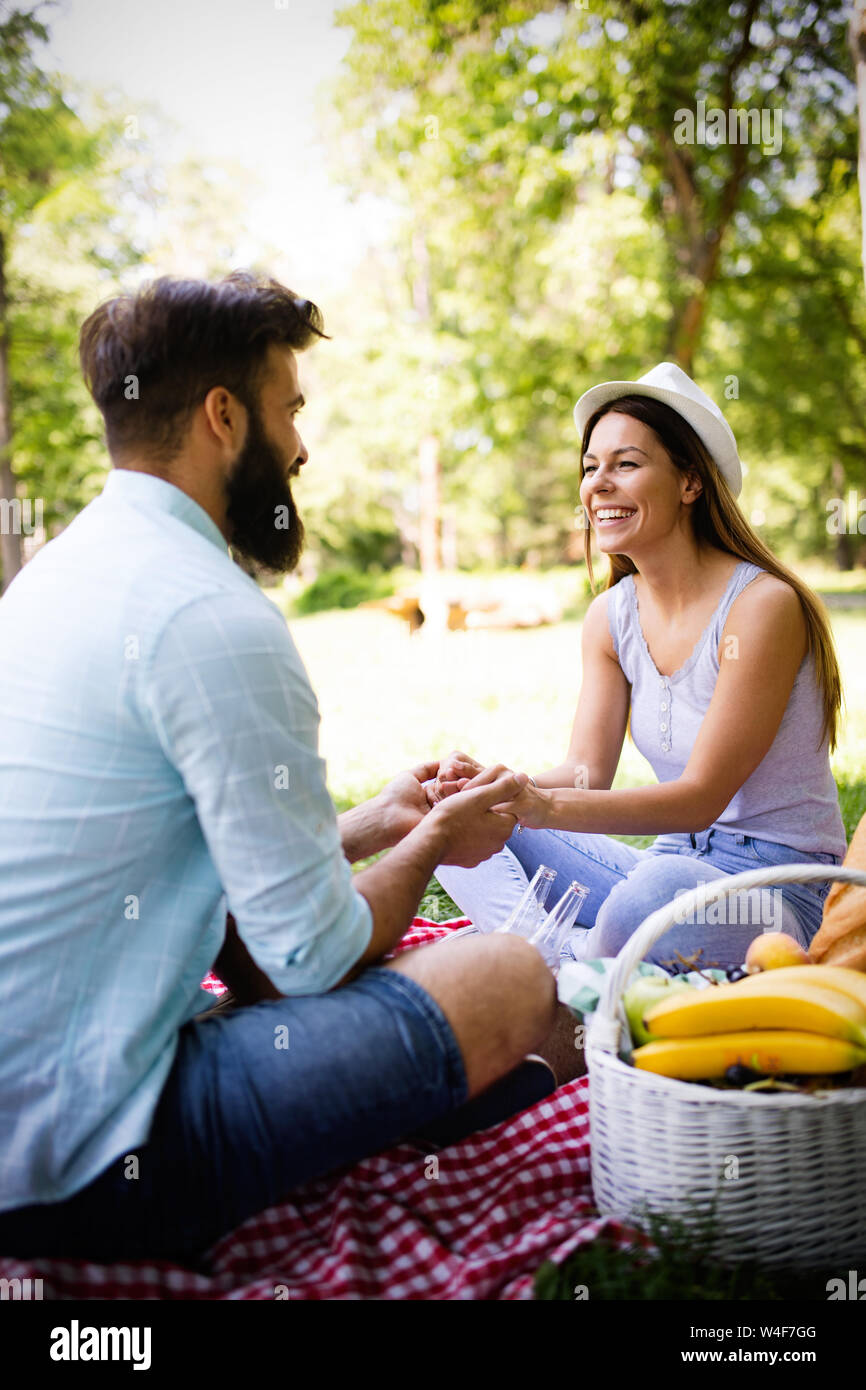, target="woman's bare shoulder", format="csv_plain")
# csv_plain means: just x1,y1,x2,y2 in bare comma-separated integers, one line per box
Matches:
737,570,800,607
727,571,807,647
582,585,623,662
